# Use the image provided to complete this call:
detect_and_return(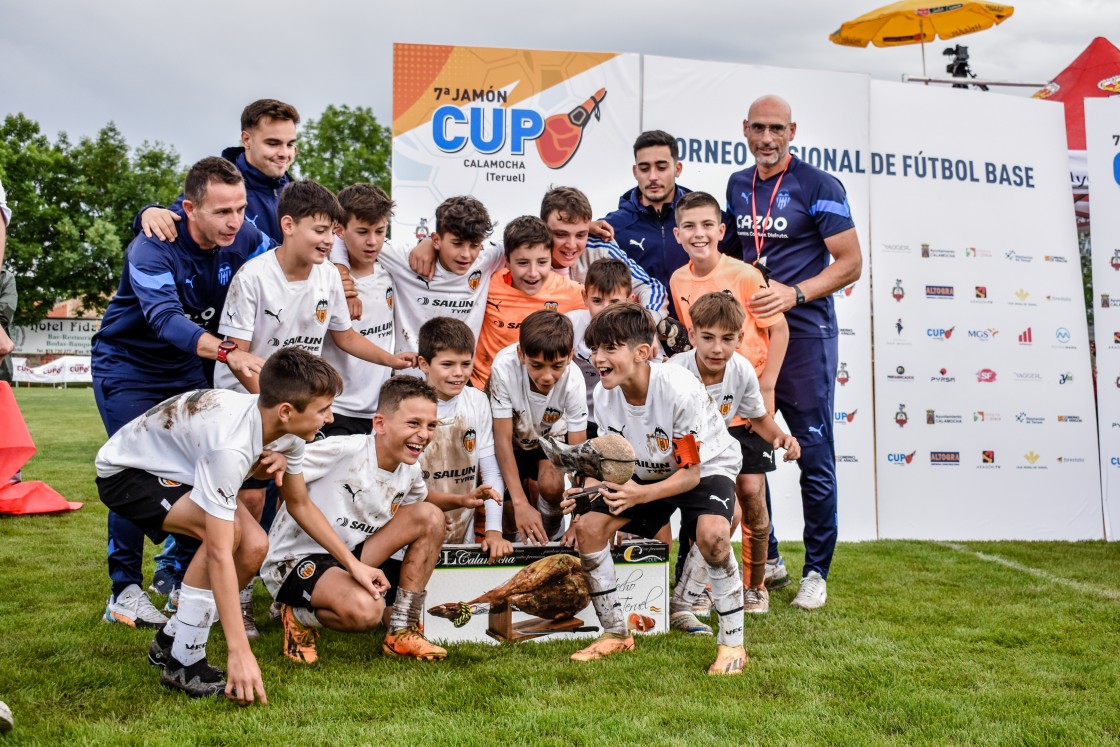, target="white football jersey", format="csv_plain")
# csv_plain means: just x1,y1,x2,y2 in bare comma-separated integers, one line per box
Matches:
565,309,598,423
668,350,766,426
95,389,305,522
593,362,741,482
215,251,351,391
261,433,426,598
488,343,588,450
321,259,395,418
